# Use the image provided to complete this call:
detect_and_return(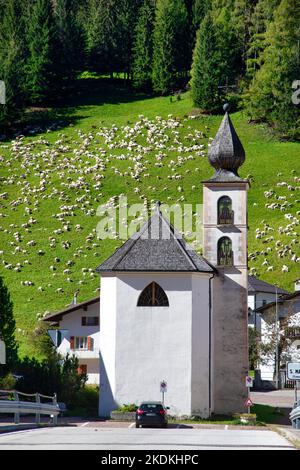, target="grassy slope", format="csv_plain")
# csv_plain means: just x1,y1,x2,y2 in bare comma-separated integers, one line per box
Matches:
0,79,299,357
